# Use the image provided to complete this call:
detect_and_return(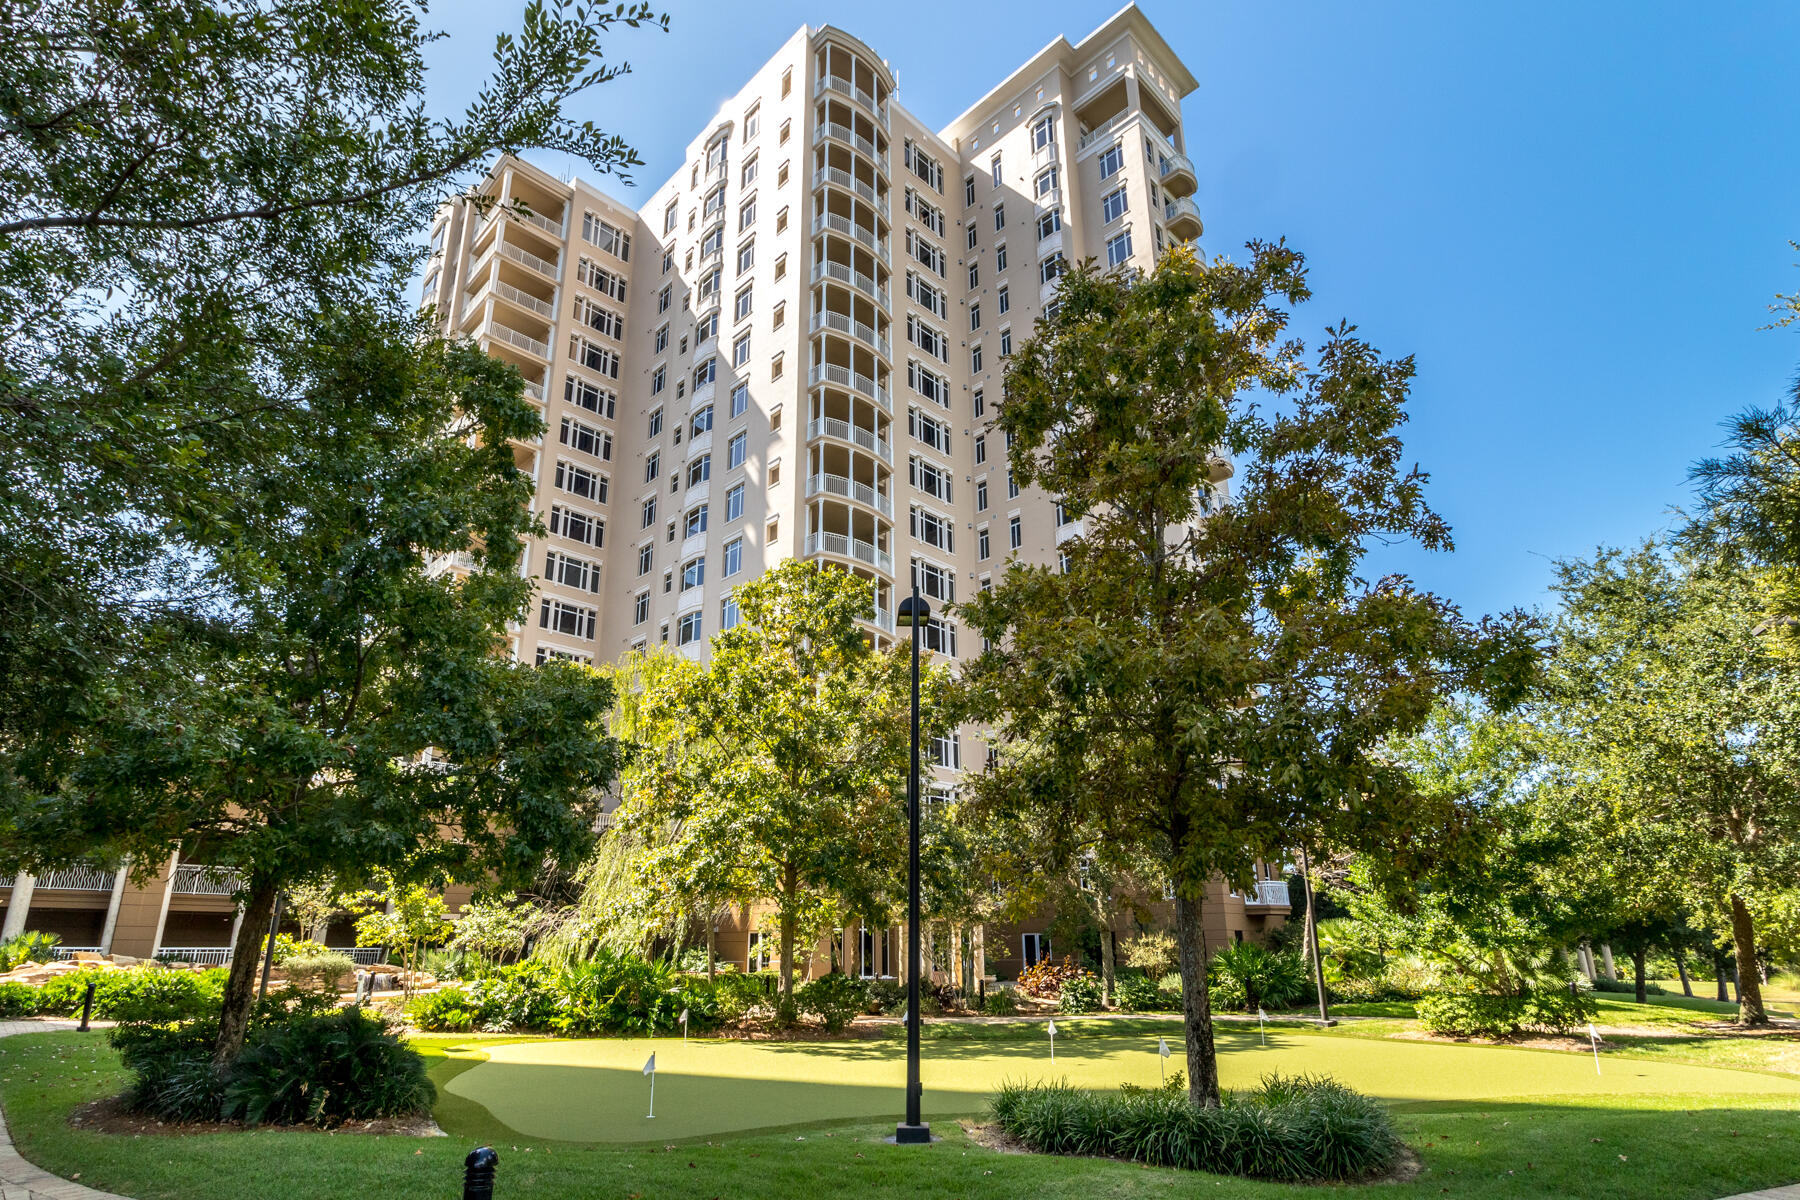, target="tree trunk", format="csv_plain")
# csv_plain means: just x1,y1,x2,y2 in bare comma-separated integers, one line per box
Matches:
1171,889,1221,1107
1713,948,1731,1002
213,883,278,1068
1632,947,1647,1005
1728,894,1768,1026
1099,920,1116,1007
706,917,716,982
1673,945,1693,997
1299,897,1314,970
778,868,798,1001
